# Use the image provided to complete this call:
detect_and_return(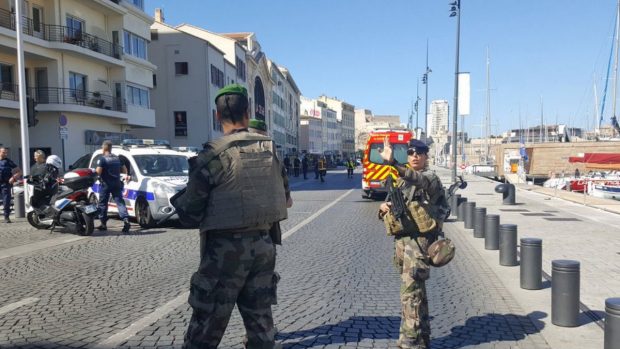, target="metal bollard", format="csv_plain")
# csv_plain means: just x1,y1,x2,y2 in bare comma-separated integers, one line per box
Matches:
494,183,516,205
499,224,518,266
605,297,620,349
451,194,461,217
464,202,476,229
485,214,500,250
551,260,580,327
520,238,542,290
14,190,25,218
456,197,467,222
474,207,486,238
